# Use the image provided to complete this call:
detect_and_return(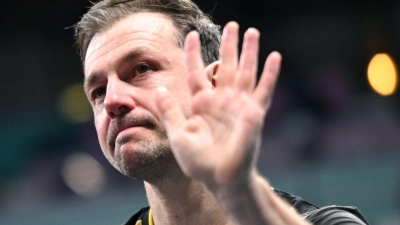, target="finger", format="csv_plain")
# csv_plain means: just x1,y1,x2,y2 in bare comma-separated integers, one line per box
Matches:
185,31,208,95
217,21,239,88
252,51,282,109
235,28,260,93
154,87,186,134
